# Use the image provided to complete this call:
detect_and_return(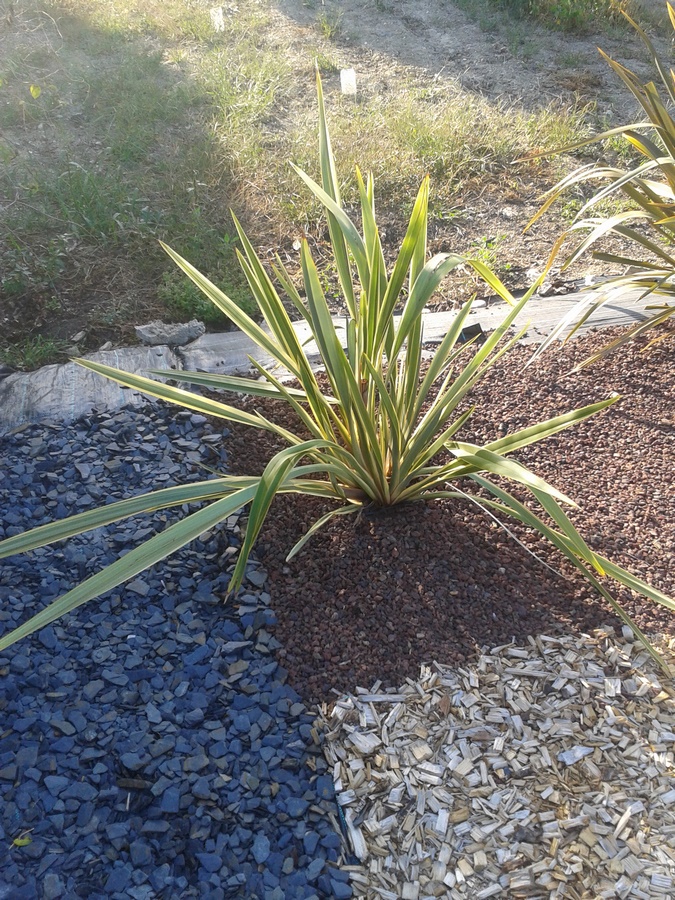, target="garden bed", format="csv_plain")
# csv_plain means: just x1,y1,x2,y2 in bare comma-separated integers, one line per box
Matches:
224,325,675,704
